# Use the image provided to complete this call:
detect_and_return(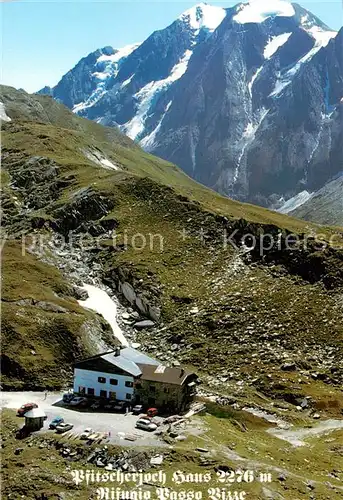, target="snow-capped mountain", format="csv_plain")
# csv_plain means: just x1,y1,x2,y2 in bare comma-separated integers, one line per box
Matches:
40,1,343,209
